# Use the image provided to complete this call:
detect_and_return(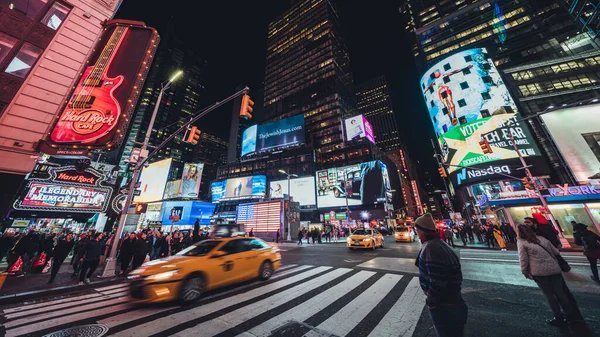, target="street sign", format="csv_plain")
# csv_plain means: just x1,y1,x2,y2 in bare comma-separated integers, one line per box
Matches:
118,171,132,178
133,190,141,196
130,148,141,164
